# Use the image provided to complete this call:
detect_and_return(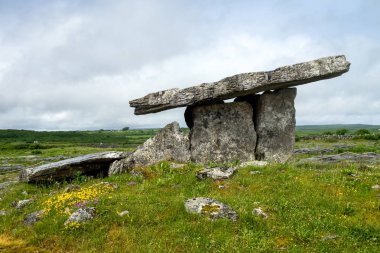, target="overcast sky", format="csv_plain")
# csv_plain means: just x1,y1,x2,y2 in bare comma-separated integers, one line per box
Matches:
0,0,379,130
